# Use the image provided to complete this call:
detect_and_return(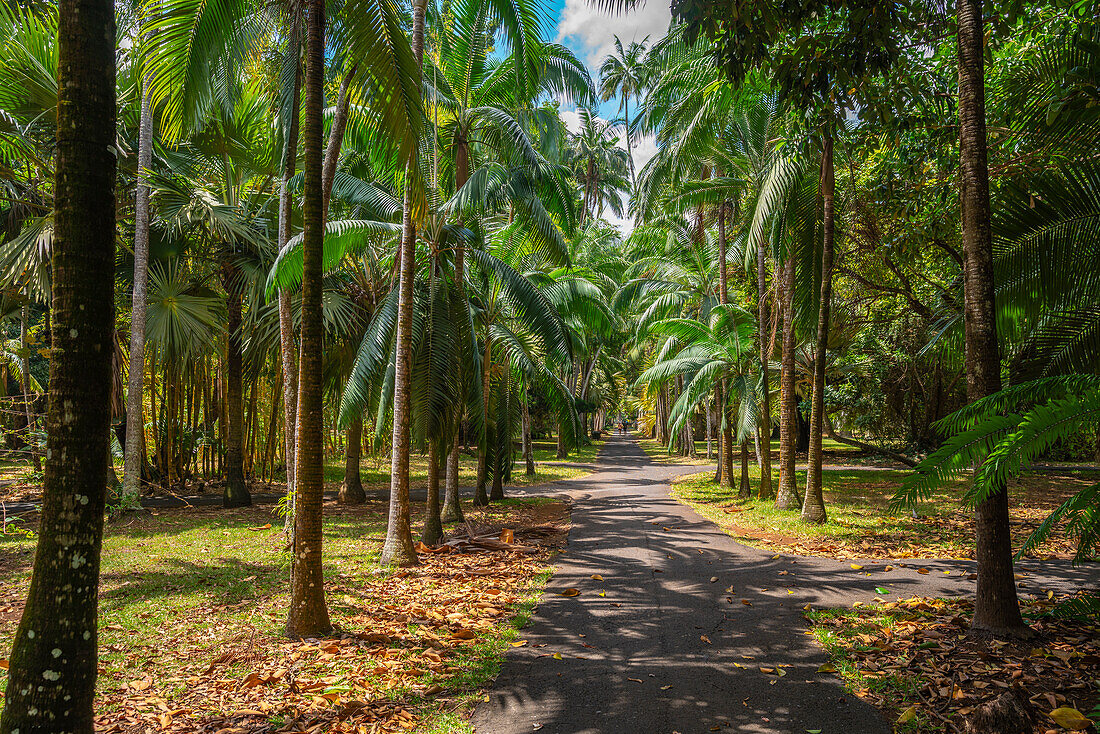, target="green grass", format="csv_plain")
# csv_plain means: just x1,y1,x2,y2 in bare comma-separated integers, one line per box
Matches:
320,439,603,488
670,460,1085,559
805,606,929,731
0,498,563,731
